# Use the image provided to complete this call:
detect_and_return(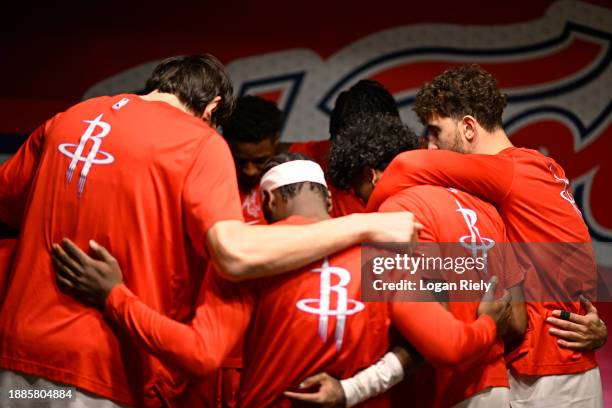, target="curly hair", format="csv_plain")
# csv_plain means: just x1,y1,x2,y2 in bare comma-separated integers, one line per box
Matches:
145,54,234,126
413,64,507,132
222,95,283,144
262,153,329,202
329,80,399,139
329,113,419,190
